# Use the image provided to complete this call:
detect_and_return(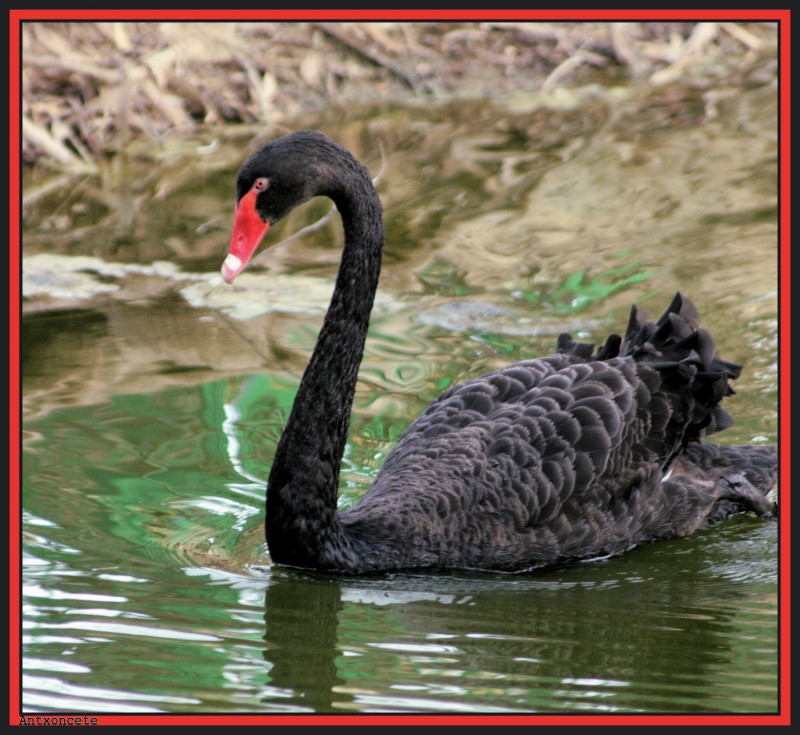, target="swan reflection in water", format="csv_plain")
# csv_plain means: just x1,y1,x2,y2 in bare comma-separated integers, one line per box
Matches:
259,544,776,714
